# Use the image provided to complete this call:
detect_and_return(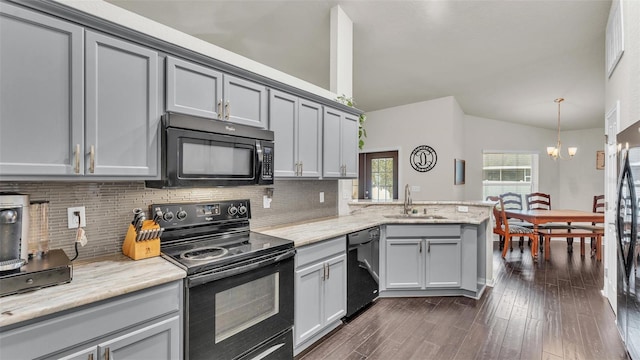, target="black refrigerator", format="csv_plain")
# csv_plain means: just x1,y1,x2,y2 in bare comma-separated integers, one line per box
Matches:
616,120,640,360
